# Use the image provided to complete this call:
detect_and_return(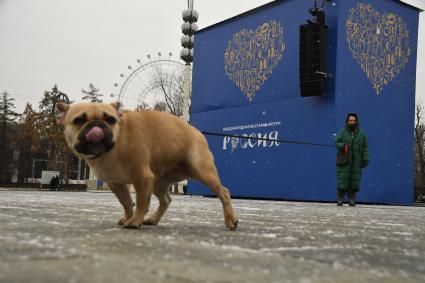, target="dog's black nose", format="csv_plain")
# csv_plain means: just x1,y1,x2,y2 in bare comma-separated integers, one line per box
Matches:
87,120,107,129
